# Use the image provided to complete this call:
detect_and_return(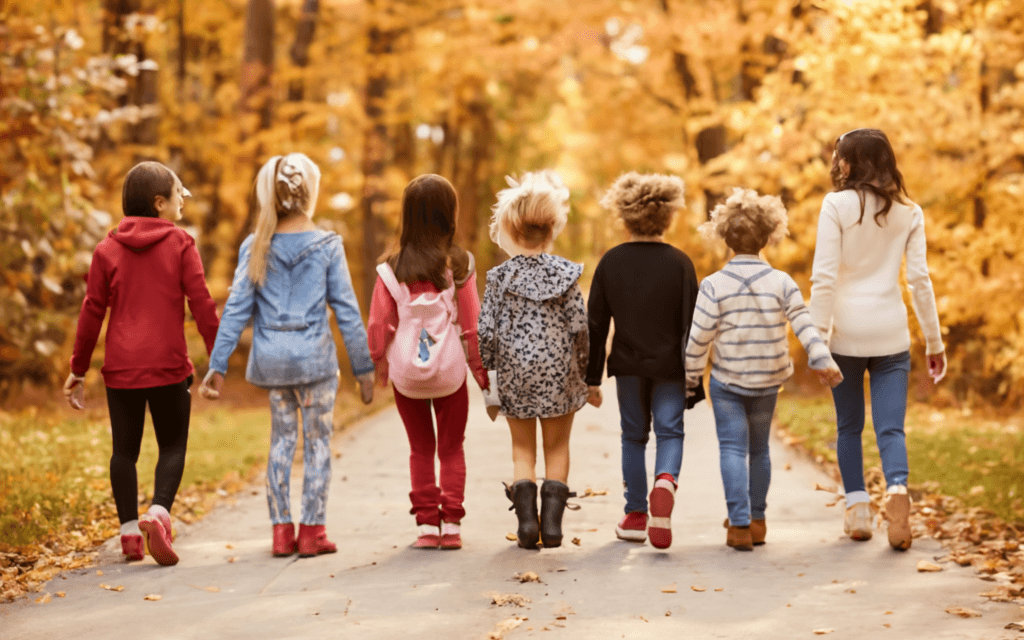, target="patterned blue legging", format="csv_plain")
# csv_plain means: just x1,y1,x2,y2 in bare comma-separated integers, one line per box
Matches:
266,376,338,526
